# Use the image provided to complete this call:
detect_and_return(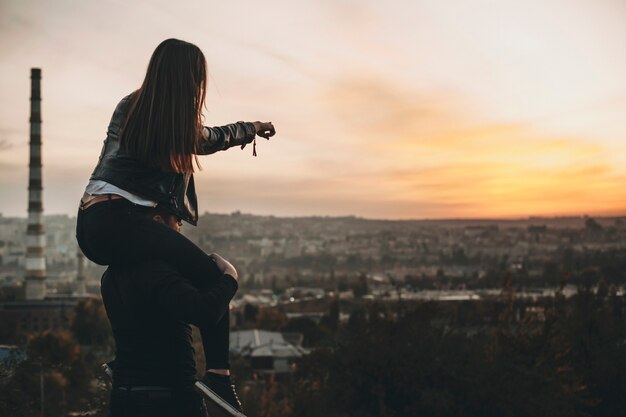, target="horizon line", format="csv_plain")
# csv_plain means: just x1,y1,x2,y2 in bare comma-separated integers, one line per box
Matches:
2,210,625,223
